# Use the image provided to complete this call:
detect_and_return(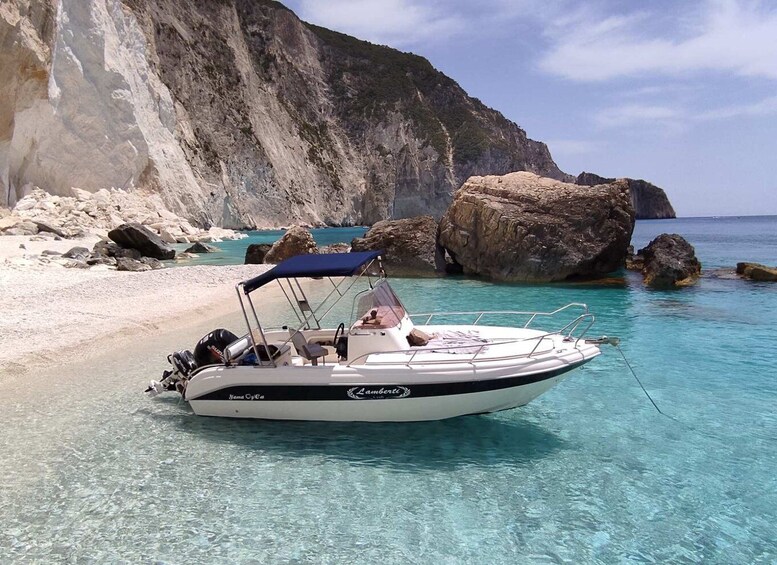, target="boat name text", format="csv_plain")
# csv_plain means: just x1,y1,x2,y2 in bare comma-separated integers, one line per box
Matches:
347,386,411,400
228,393,265,400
